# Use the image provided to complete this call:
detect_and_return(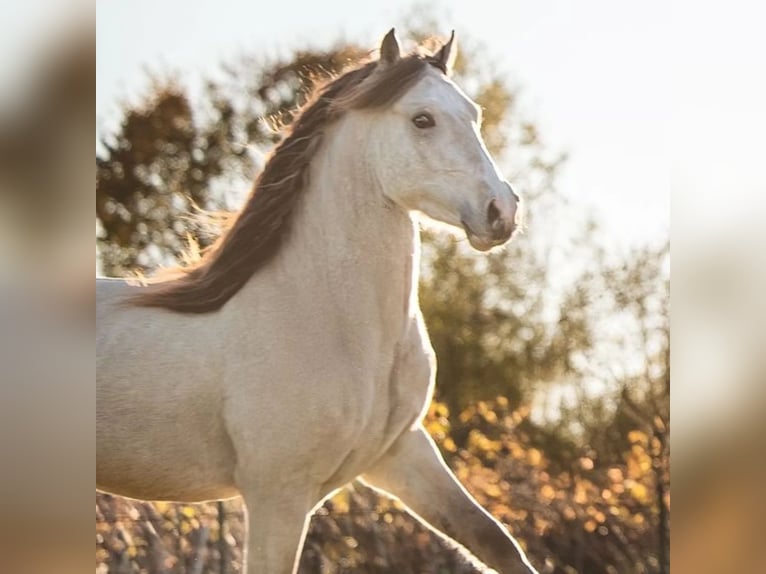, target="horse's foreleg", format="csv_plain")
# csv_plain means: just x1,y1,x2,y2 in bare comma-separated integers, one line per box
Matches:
361,425,539,574
238,484,314,574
